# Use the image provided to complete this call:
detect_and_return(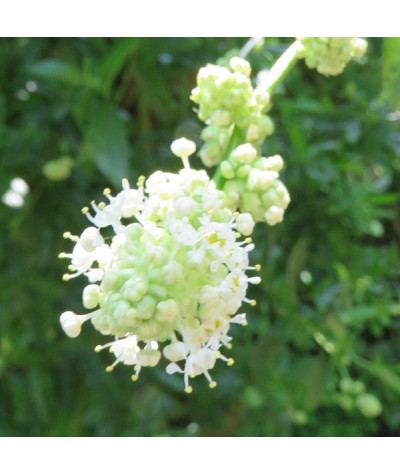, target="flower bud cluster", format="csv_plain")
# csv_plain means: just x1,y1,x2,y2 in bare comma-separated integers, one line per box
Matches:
190,57,274,167
220,143,290,225
297,37,368,76
337,377,382,418
59,139,260,391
